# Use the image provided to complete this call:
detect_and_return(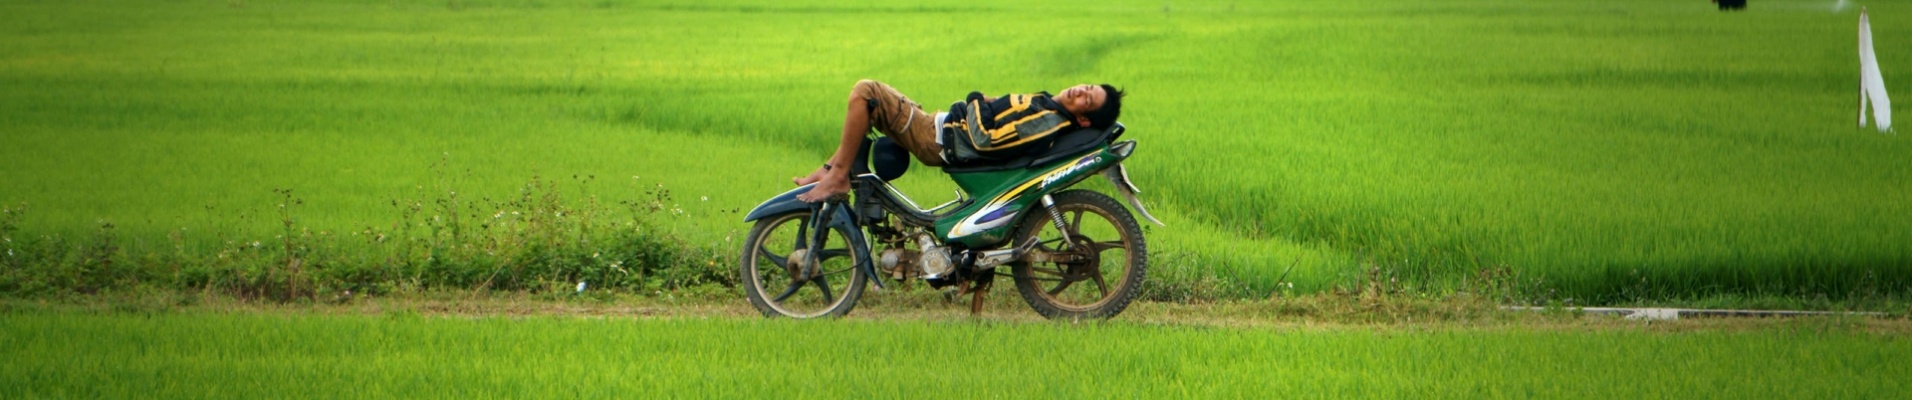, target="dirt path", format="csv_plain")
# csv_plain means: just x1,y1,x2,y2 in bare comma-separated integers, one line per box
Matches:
10,289,1909,335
